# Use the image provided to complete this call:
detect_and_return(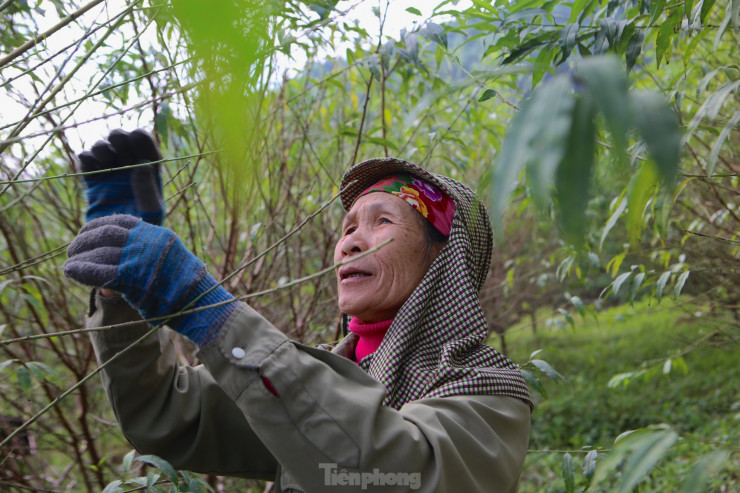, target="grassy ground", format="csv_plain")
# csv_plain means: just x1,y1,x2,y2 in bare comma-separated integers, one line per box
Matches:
501,298,739,492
